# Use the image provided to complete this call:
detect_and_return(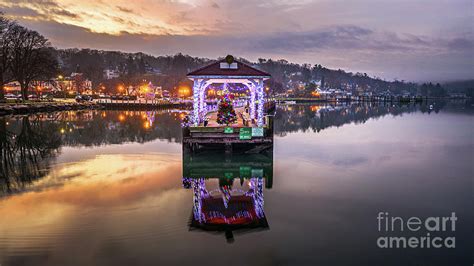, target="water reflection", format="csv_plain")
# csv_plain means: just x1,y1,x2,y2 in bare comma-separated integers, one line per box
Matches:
182,150,273,242
0,116,61,195
2,101,470,197
274,100,471,135
0,110,184,196
3,102,468,196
